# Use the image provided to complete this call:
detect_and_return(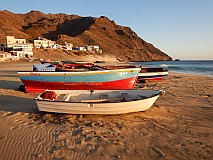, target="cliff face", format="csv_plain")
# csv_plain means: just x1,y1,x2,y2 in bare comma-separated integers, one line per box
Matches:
0,10,172,61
